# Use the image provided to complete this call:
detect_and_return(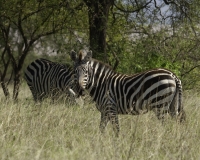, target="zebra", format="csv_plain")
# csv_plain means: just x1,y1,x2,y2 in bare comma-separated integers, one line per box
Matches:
24,58,83,103
70,49,186,136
